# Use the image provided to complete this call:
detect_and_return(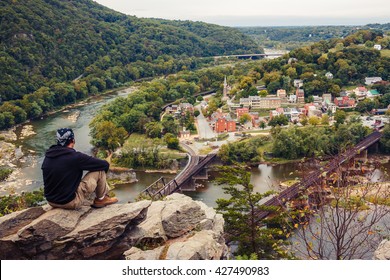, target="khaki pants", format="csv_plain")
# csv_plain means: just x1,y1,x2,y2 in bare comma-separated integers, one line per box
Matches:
48,171,109,210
